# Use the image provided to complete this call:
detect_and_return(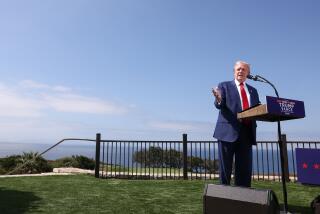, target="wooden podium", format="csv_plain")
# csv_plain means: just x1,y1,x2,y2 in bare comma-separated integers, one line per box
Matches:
237,96,305,213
